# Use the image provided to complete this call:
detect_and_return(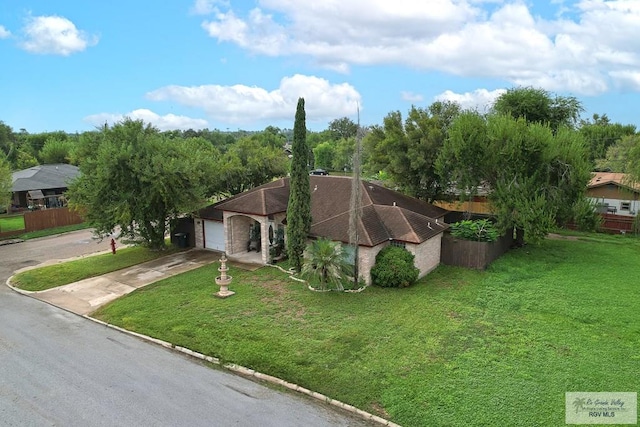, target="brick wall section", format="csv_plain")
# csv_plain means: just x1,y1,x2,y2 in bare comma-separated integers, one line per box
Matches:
194,218,204,248
359,235,443,285
225,213,253,255
408,234,443,279
358,244,388,285
224,212,274,263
